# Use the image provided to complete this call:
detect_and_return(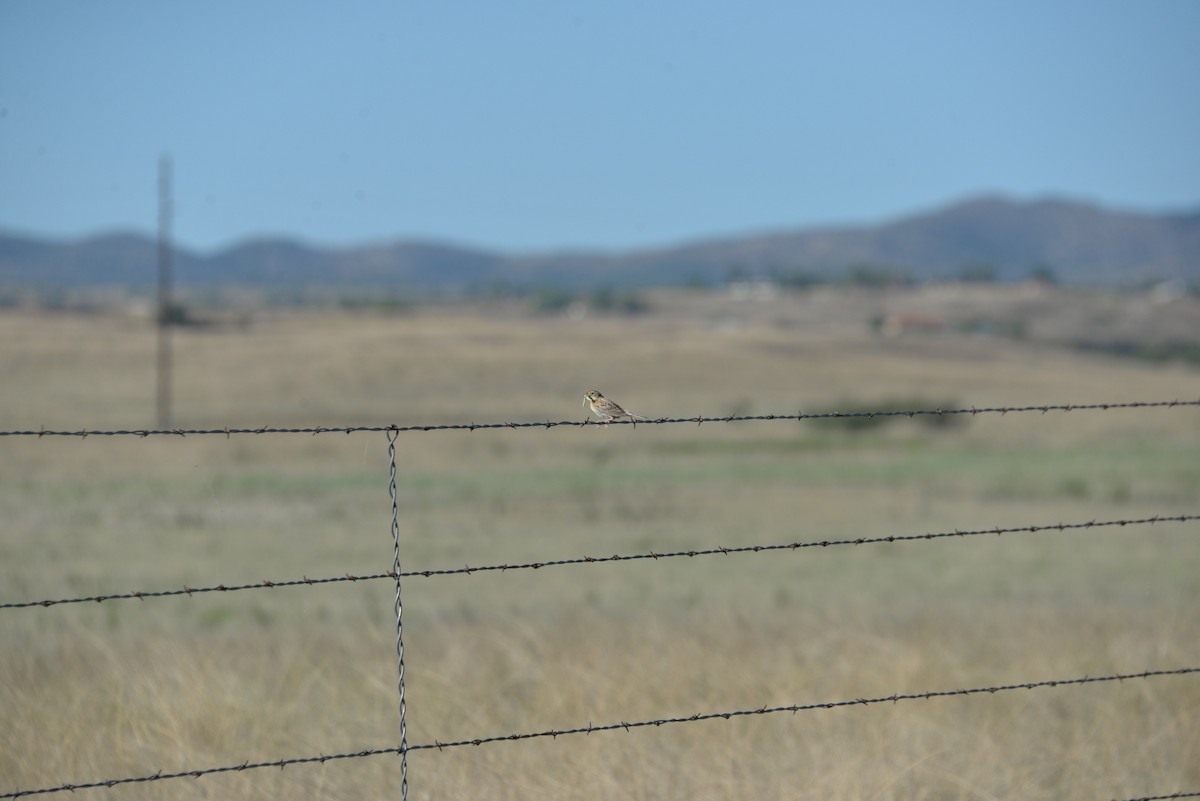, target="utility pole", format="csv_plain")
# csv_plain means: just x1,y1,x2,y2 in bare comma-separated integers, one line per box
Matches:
156,153,173,429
